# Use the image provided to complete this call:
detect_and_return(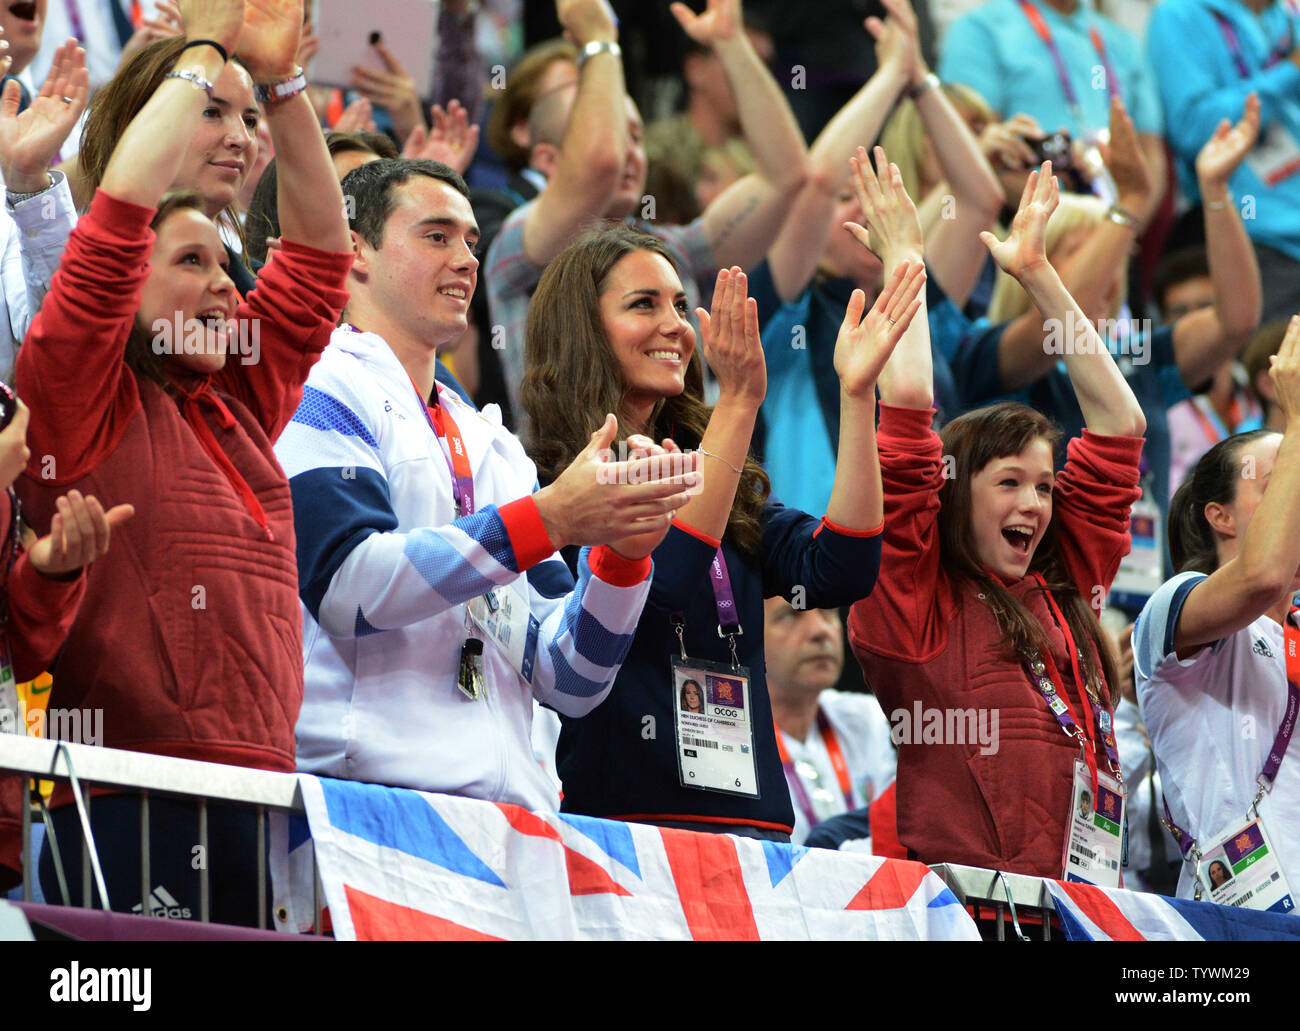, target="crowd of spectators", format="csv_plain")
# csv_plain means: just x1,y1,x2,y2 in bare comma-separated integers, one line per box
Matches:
0,0,1298,925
